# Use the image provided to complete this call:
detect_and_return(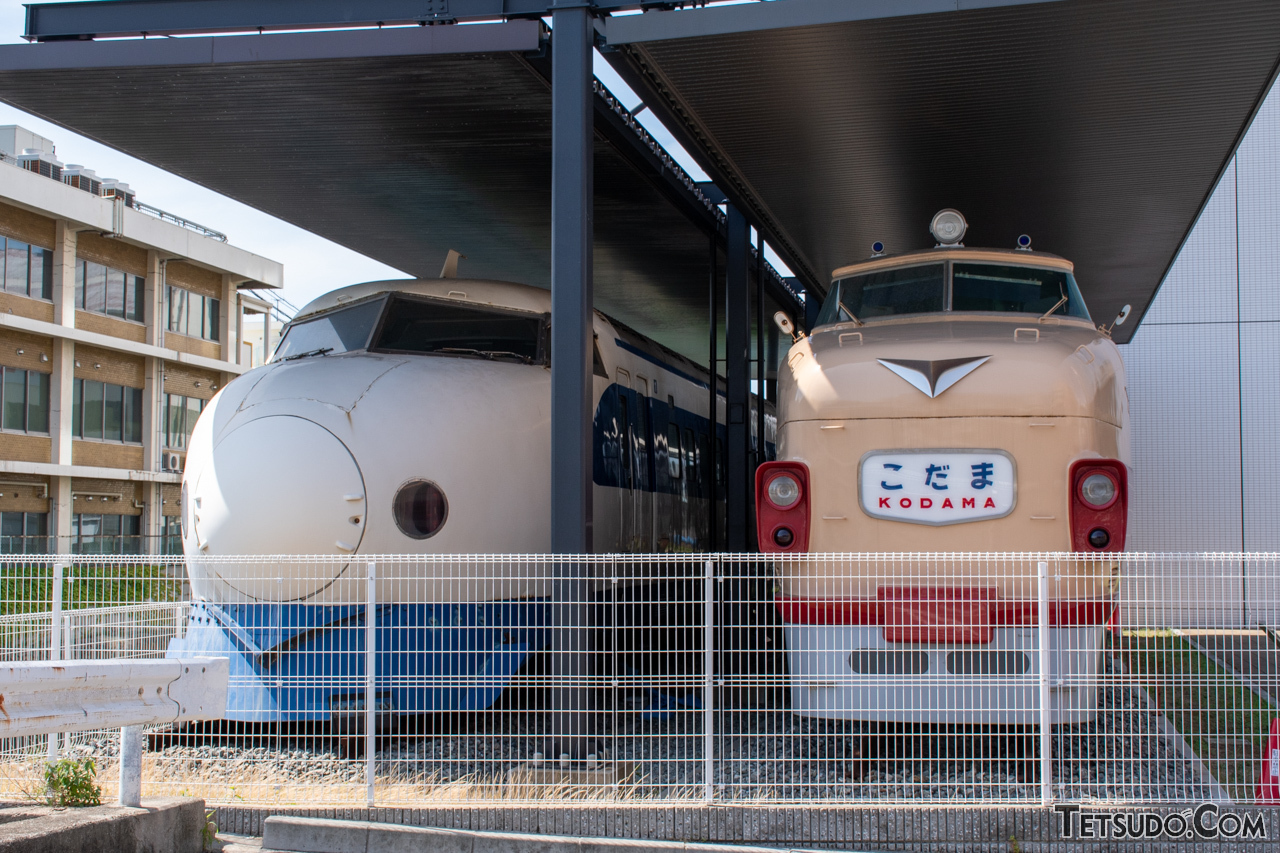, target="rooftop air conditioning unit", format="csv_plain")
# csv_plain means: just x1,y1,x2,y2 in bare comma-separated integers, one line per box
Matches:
163,452,185,474
18,149,62,181
62,164,100,195
101,179,135,207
